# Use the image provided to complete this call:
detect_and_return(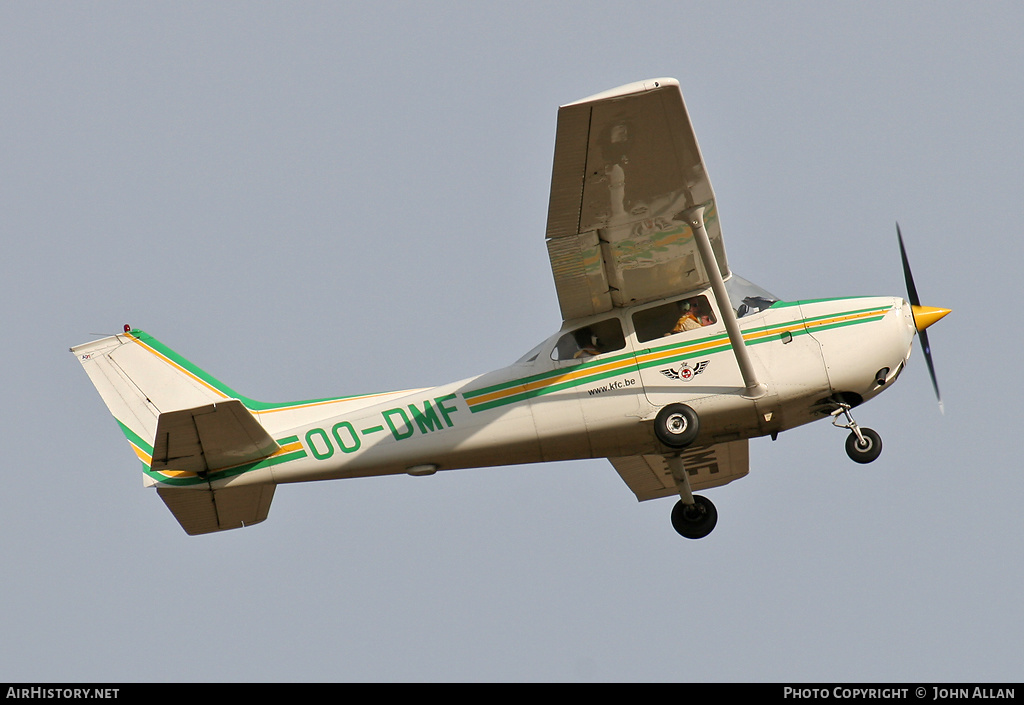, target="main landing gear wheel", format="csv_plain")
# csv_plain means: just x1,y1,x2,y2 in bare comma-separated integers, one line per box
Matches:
655,403,700,448
845,427,882,464
671,495,718,539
